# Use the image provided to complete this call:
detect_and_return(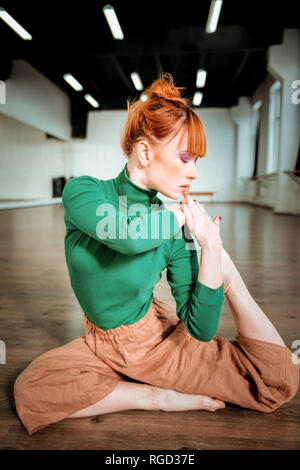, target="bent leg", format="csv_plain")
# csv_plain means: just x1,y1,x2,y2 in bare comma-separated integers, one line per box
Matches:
155,328,299,413
149,303,299,413
223,248,286,347
14,337,122,435
69,381,225,418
